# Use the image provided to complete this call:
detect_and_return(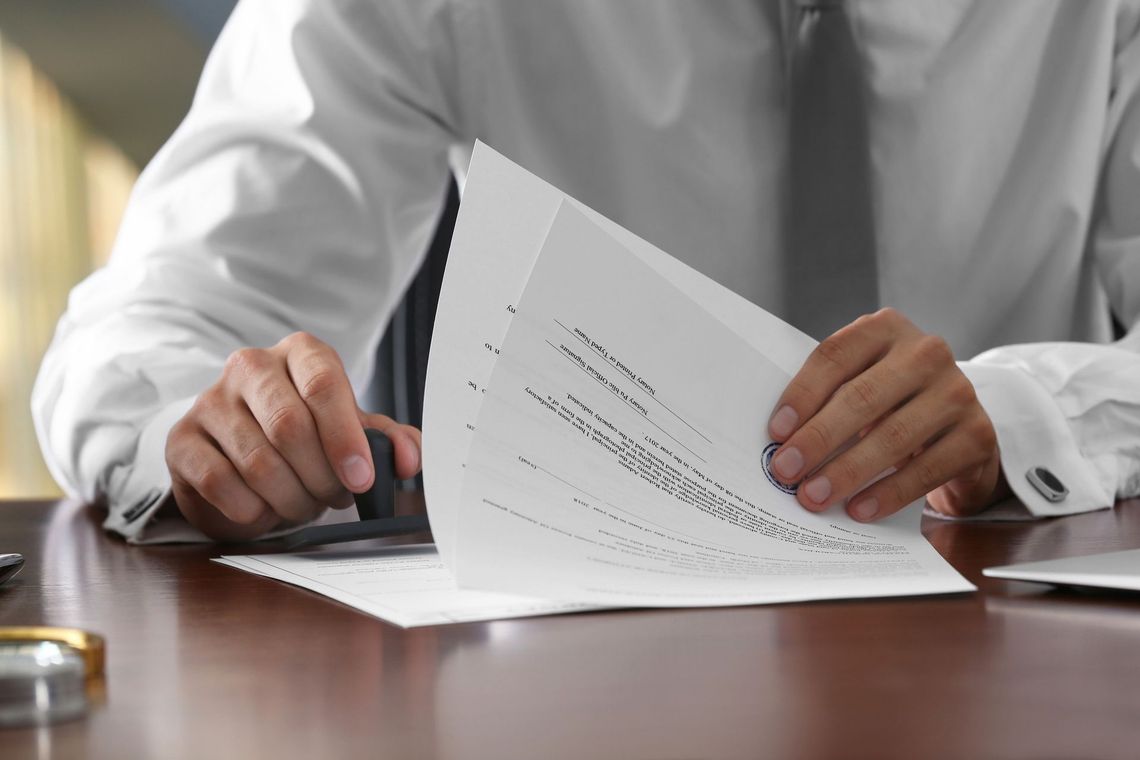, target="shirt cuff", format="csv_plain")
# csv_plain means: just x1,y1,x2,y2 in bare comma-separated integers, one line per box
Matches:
102,397,195,542
100,397,343,544
959,362,1114,518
